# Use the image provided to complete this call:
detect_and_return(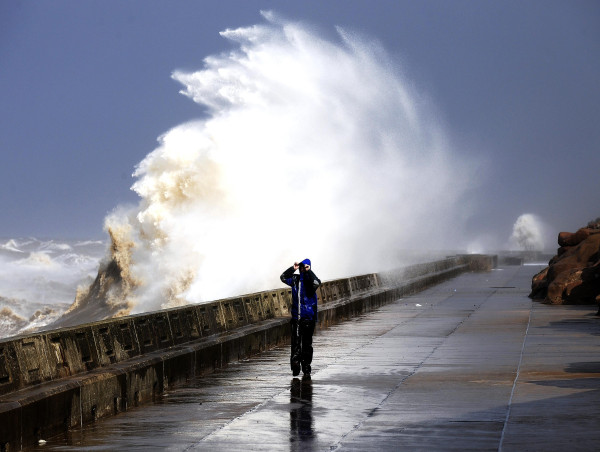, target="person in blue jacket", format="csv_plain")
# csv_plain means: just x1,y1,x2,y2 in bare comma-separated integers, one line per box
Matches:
280,259,321,377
